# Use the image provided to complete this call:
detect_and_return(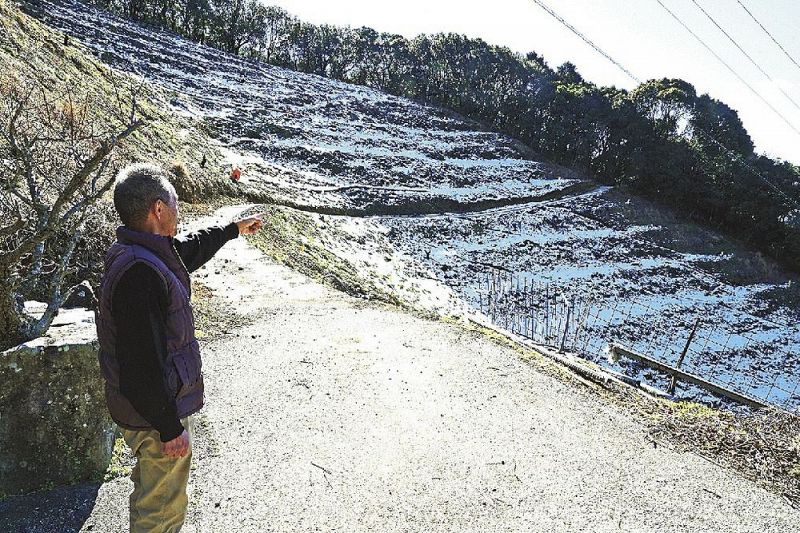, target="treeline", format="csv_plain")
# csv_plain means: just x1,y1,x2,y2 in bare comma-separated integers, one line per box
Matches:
89,0,800,271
